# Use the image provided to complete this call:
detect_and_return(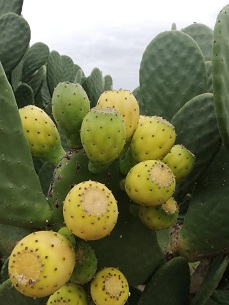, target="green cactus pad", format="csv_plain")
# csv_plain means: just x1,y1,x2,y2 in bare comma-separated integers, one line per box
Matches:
132,86,147,115
181,23,213,61
138,256,190,305
74,68,85,84
205,61,213,93
14,83,35,108
0,62,52,228
140,30,207,120
0,12,31,74
0,279,48,305
212,5,229,152
46,50,63,96
211,290,229,305
191,255,229,305
82,67,105,107
178,145,229,261
0,0,23,17
171,93,221,204
22,42,49,82
0,224,32,261
10,56,24,91
27,65,46,97
61,55,78,83
104,74,113,91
